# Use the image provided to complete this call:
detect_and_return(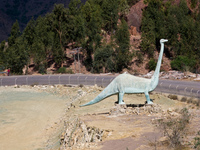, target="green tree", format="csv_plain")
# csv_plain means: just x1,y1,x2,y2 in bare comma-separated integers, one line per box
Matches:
171,56,196,72
46,4,68,67
22,18,35,47
190,0,198,9
5,20,28,74
101,0,119,33
31,16,54,70
21,18,36,73
127,0,140,6
81,0,103,71
165,0,199,69
115,19,131,72
118,0,129,20
141,0,166,58
67,0,85,47
93,44,115,73
141,0,200,73
8,20,21,47
164,5,179,51
0,40,7,69
5,37,28,74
